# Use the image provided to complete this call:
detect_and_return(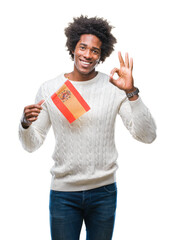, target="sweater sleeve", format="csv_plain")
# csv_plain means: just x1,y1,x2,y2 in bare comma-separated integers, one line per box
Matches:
118,96,157,144
18,84,51,152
